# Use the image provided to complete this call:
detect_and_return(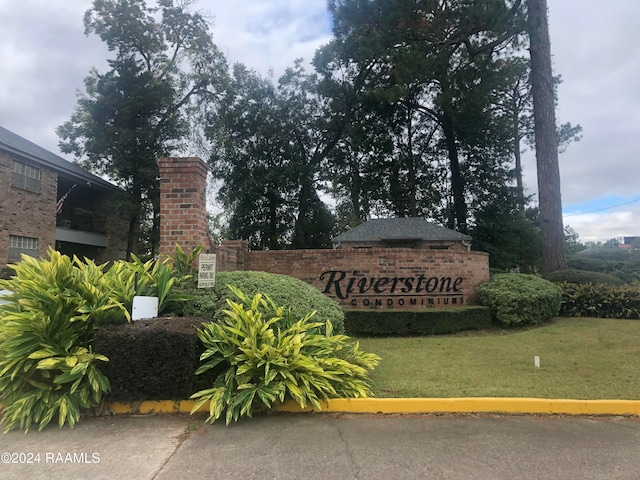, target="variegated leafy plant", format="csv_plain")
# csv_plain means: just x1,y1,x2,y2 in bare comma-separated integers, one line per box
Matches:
191,286,380,425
